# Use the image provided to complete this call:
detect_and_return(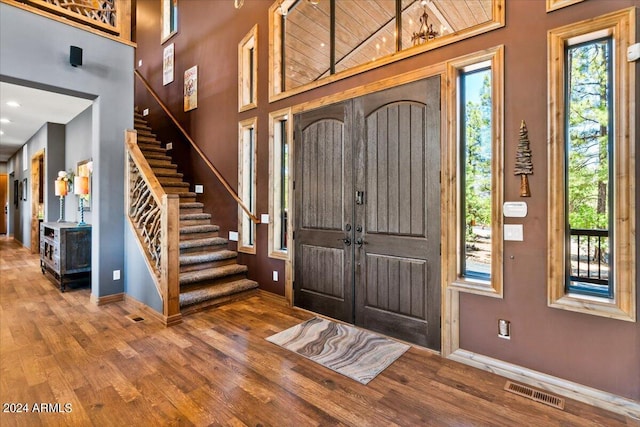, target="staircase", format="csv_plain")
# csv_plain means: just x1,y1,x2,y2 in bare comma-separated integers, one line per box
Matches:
133,111,259,315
